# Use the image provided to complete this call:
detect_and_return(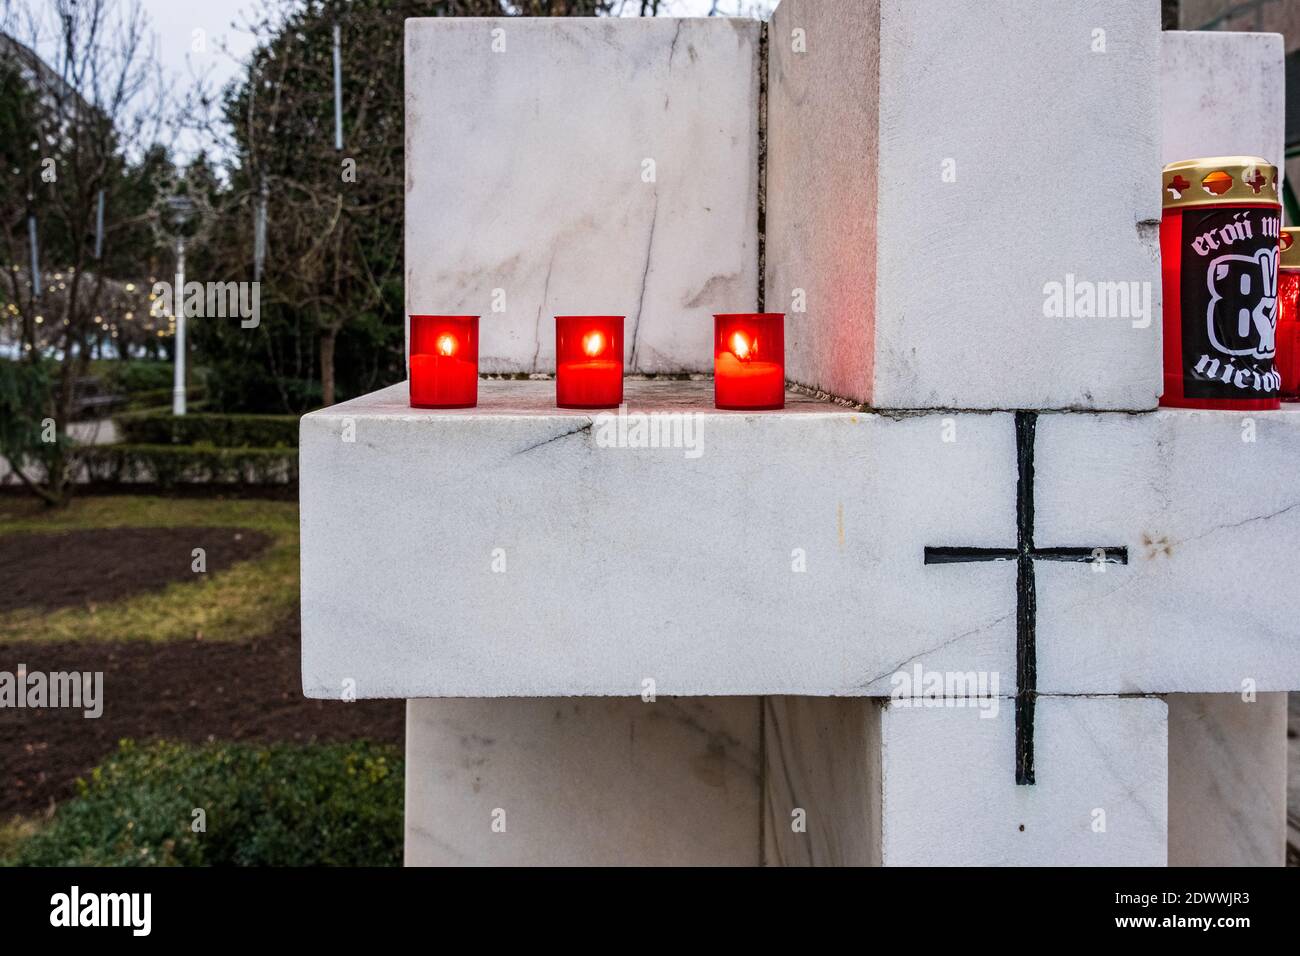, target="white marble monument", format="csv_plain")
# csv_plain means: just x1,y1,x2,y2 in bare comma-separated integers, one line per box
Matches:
300,2,1296,866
